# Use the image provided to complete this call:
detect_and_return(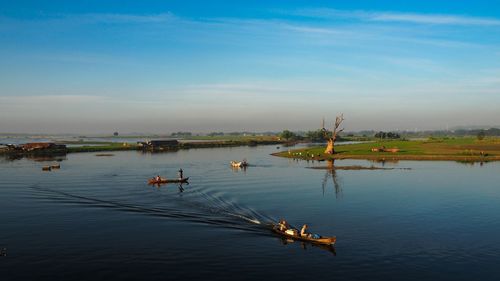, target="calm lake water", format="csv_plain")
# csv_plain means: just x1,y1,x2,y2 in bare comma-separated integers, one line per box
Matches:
1,145,500,280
